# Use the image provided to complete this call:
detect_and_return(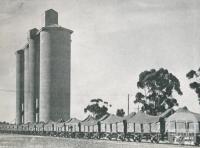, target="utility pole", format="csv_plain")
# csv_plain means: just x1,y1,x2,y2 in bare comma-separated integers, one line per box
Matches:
128,94,130,115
